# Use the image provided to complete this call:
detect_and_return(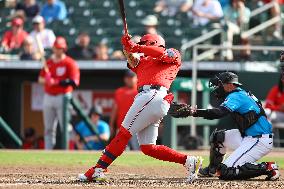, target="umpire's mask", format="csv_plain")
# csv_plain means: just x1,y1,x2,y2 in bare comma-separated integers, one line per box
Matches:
209,72,242,99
